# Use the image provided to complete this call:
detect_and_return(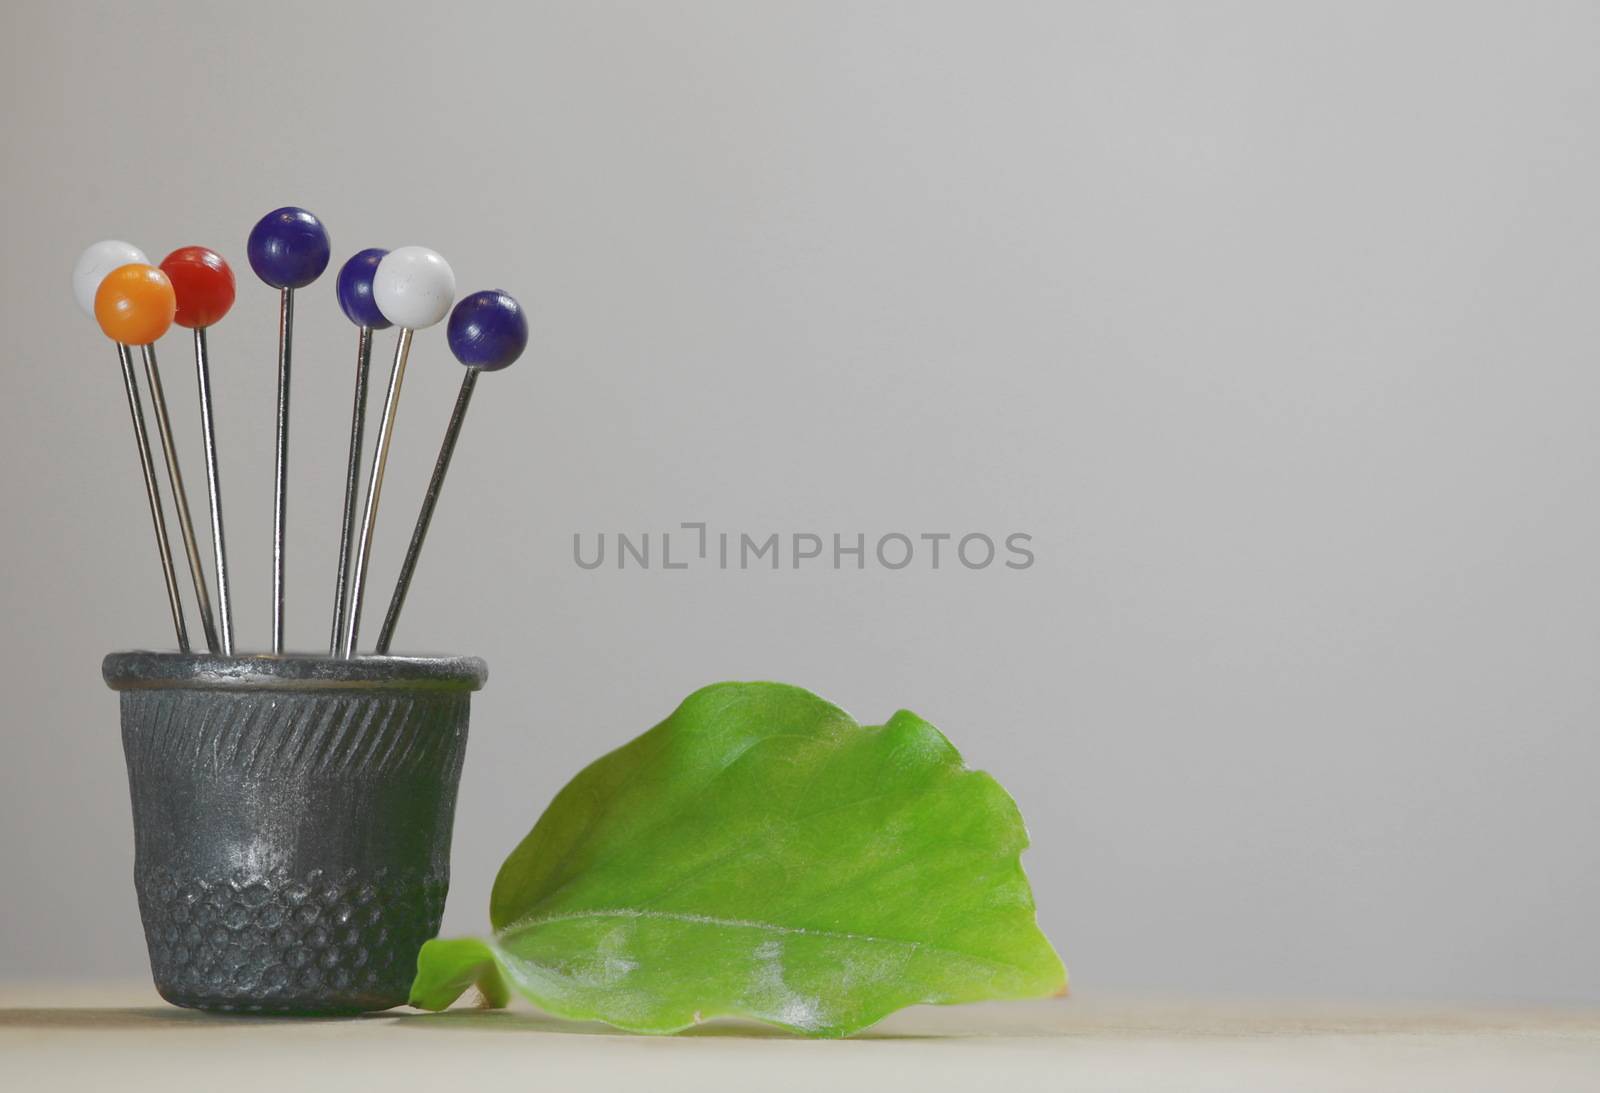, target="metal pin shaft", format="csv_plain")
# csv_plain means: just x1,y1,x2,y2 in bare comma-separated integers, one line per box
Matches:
141,344,219,653
342,327,414,657
118,345,190,652
329,326,374,655
375,367,480,655
193,328,234,655
272,287,292,653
